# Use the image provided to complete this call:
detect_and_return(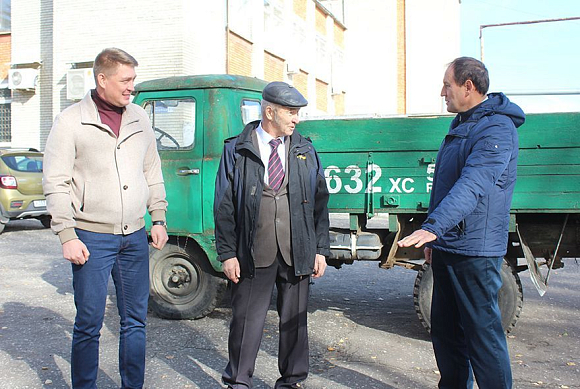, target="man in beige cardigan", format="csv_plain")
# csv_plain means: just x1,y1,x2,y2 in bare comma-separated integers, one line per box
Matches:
43,48,168,389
